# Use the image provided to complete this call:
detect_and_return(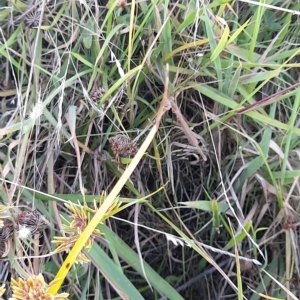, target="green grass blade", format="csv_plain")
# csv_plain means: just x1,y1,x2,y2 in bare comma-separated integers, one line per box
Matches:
87,243,145,300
